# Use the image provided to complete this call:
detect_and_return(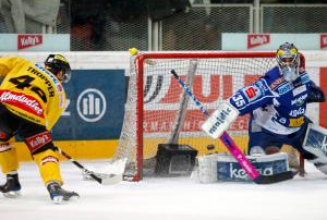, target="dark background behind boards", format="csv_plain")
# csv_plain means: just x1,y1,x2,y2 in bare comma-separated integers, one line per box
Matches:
71,0,192,23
